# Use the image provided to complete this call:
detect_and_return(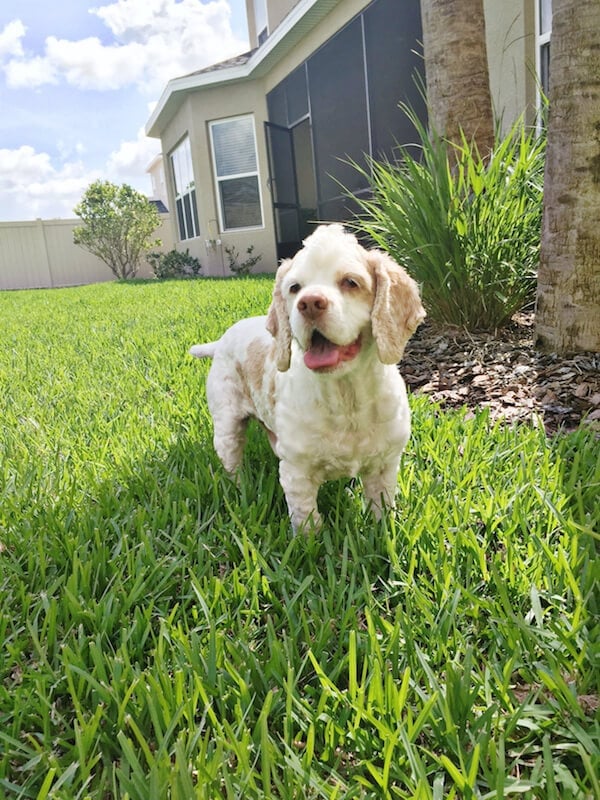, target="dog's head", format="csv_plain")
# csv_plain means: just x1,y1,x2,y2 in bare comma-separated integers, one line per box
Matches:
266,224,425,372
